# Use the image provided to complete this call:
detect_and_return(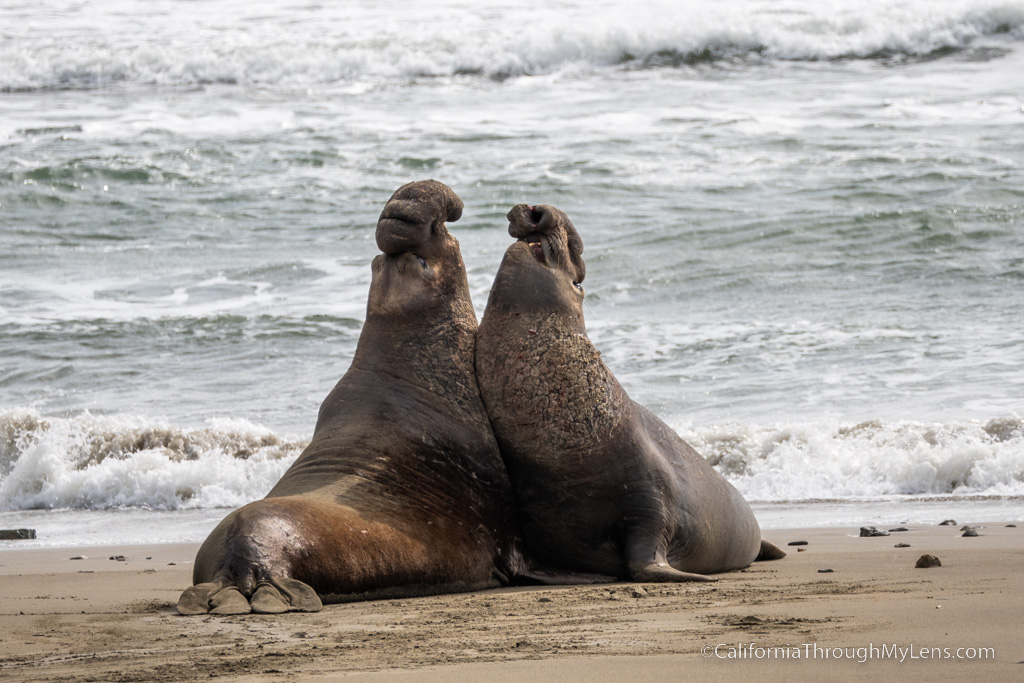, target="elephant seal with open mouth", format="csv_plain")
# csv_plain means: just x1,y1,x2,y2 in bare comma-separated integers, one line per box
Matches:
475,204,785,582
